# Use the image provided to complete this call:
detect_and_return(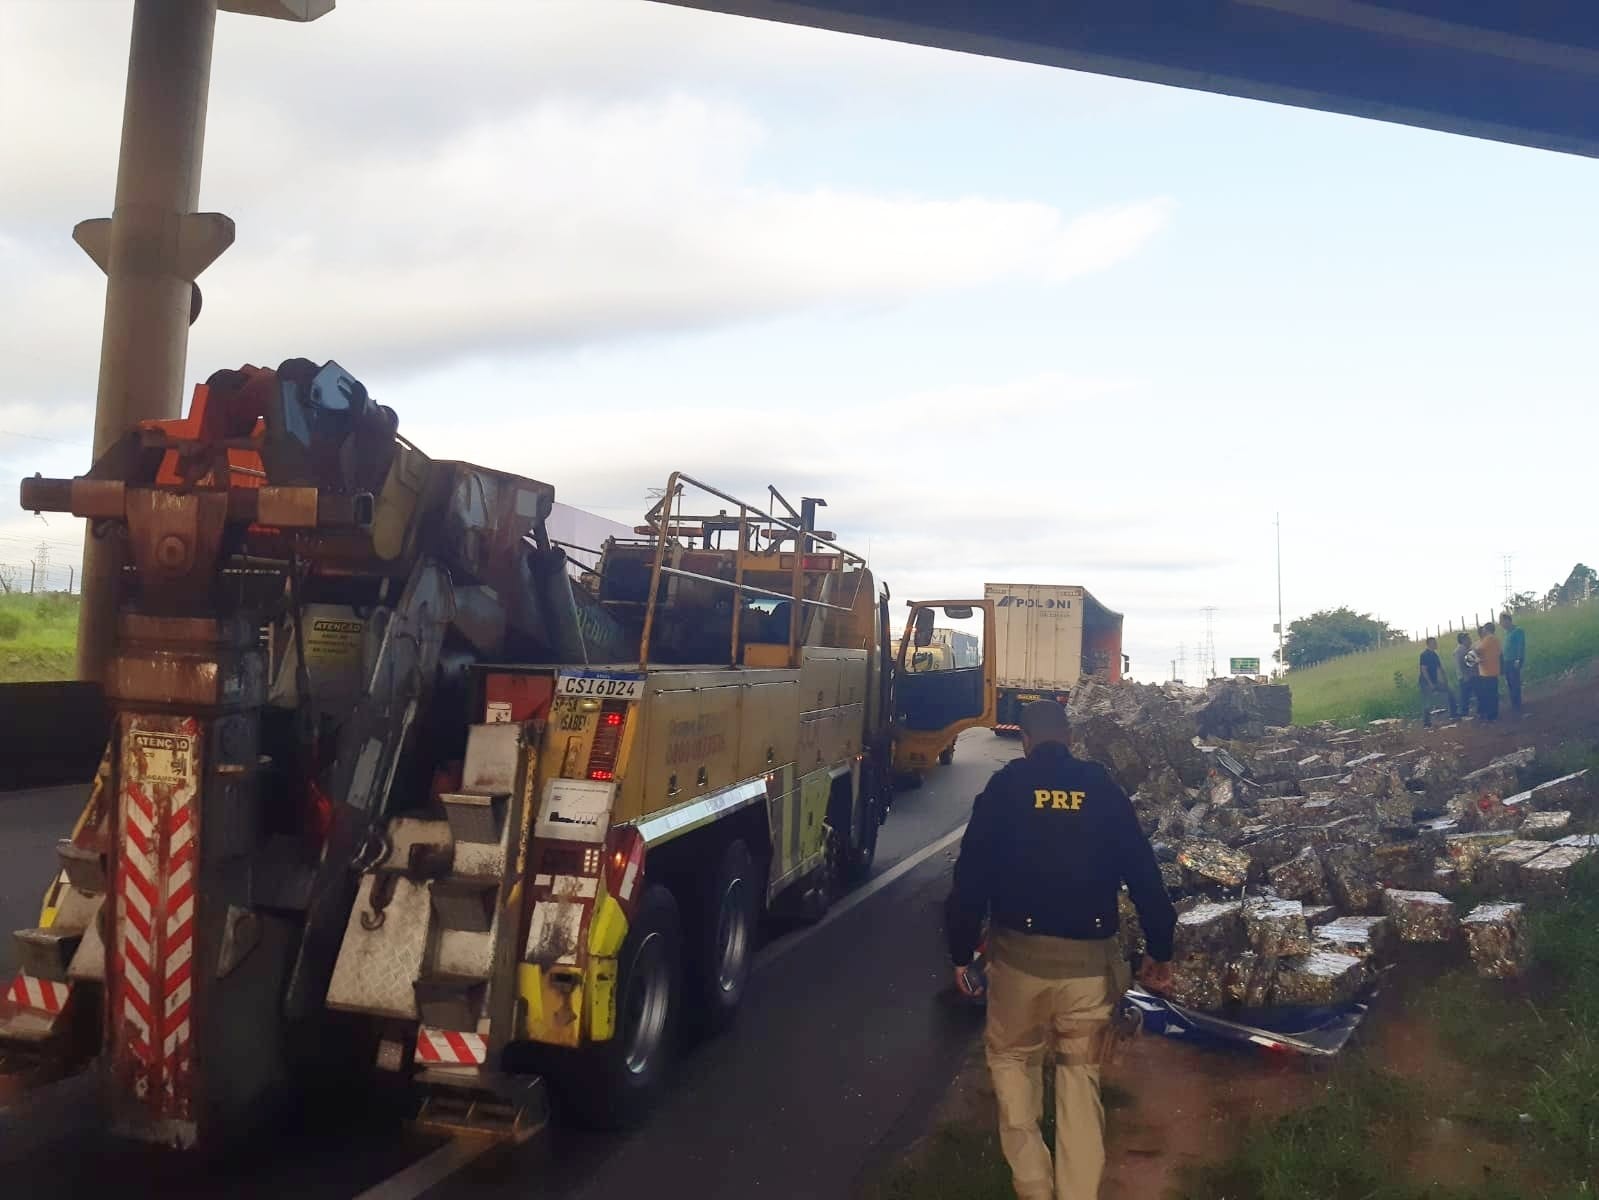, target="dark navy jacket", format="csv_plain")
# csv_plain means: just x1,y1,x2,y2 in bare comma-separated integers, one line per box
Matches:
945,742,1177,965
